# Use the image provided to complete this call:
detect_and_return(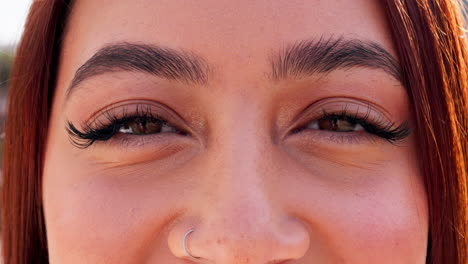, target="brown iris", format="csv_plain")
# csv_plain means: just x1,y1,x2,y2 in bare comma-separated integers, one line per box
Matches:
318,117,360,132
120,119,164,135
